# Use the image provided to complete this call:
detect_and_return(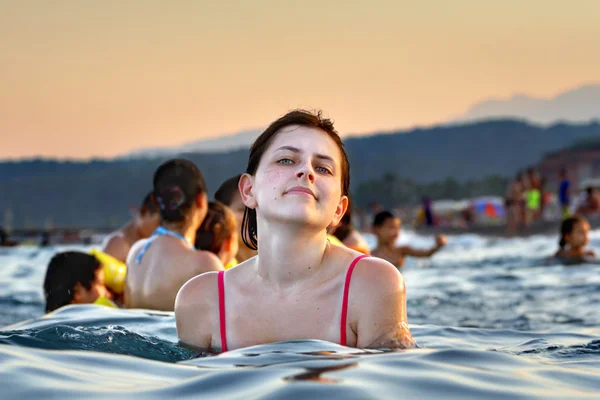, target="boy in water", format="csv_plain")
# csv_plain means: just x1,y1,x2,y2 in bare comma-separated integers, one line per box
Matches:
214,174,258,262
125,159,223,311
43,251,116,312
101,192,161,263
371,210,447,268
